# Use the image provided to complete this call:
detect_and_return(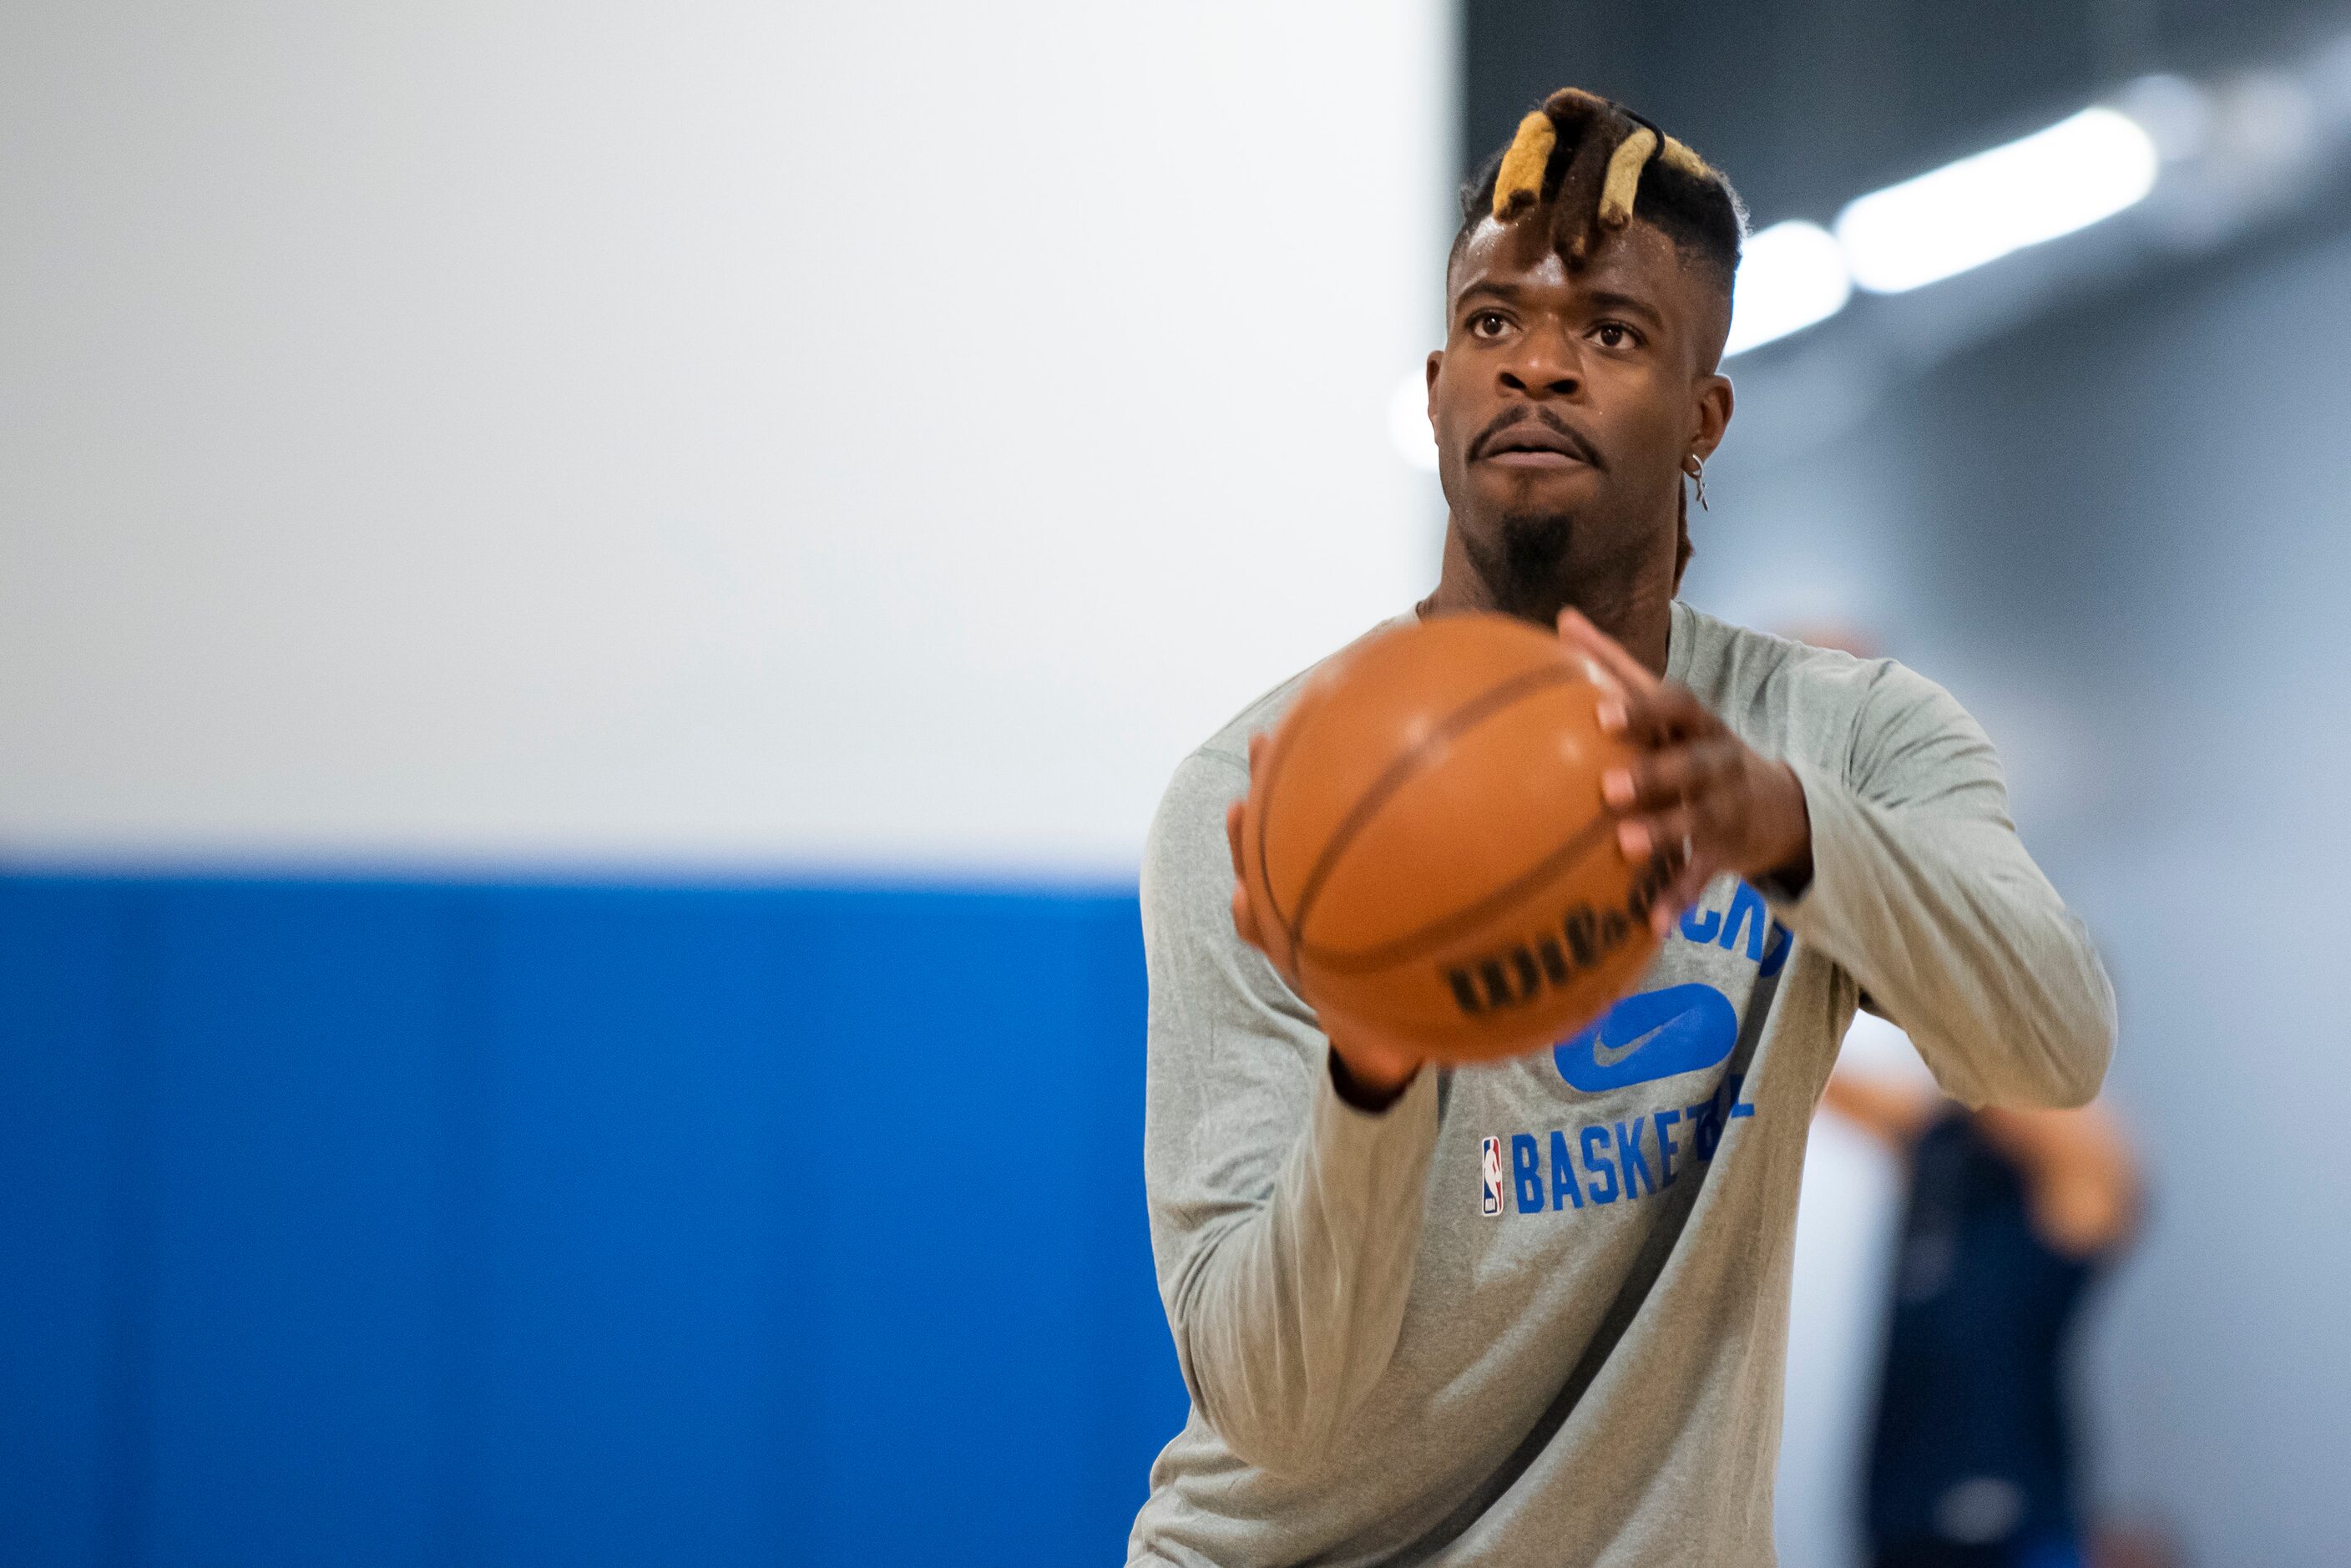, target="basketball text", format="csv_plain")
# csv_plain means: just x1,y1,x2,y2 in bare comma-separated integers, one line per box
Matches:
1441,851,1676,1017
